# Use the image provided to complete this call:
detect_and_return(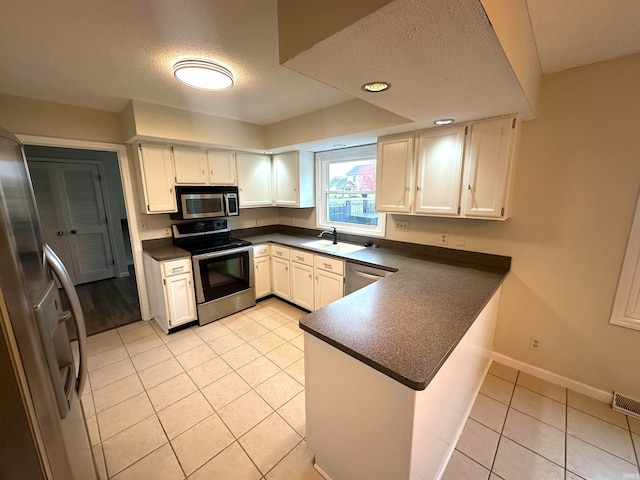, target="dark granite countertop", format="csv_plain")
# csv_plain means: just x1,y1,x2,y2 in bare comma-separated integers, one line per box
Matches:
142,239,190,262
238,231,509,391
